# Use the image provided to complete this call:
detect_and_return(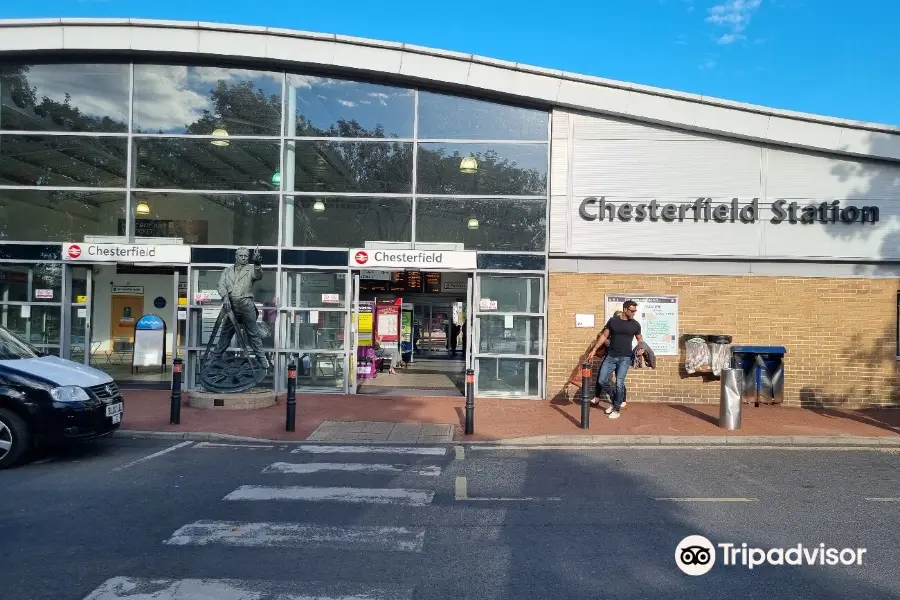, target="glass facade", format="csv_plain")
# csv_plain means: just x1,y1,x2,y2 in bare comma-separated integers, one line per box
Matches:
0,59,550,398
